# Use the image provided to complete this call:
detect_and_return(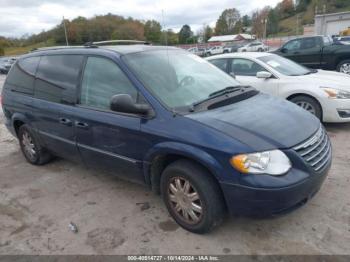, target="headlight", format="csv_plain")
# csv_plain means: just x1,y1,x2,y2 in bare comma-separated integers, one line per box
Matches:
230,150,291,176
322,87,350,99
